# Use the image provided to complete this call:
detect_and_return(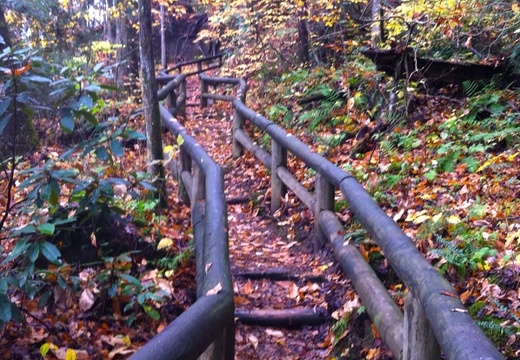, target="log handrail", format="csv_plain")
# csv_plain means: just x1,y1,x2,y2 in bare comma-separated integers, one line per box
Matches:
131,57,233,360
199,73,504,360
165,51,226,76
